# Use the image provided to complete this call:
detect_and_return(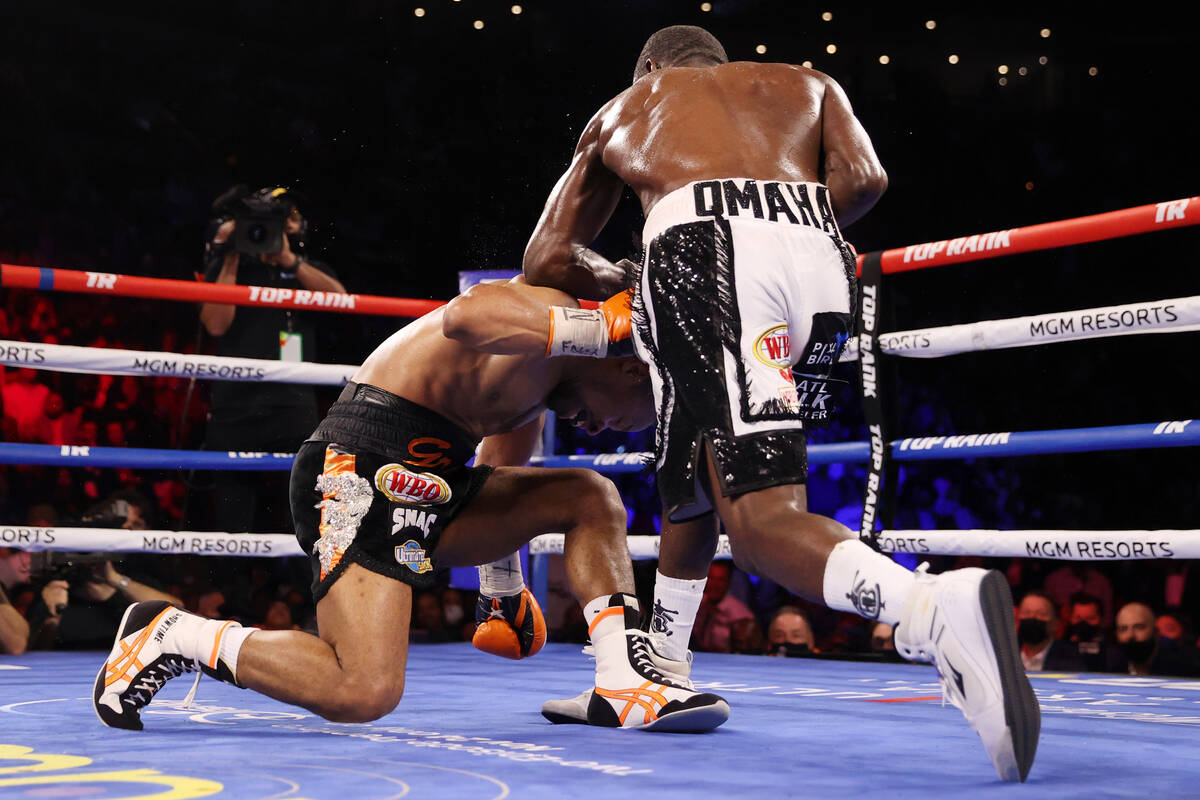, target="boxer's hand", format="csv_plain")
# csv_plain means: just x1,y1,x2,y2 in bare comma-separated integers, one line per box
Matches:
546,289,635,359
473,587,547,660
598,288,634,358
